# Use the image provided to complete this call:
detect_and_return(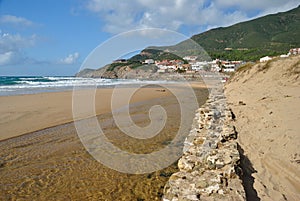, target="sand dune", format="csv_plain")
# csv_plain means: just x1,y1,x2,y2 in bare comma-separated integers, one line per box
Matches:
225,55,300,200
